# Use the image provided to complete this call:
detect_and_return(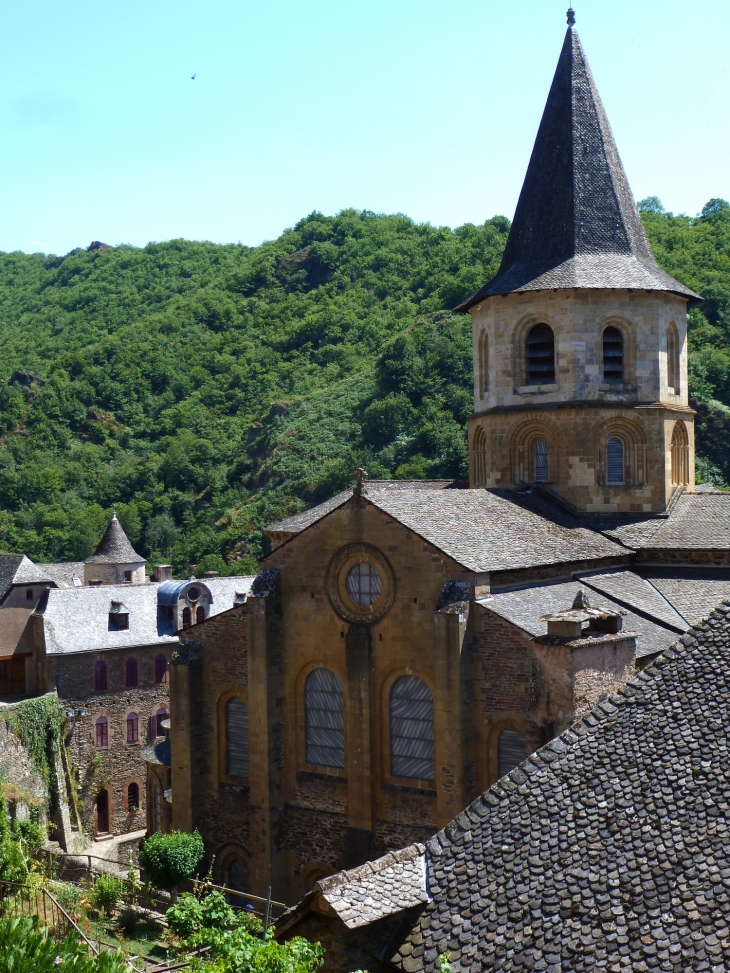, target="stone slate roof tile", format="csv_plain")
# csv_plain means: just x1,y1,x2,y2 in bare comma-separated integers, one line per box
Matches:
0,555,85,601
640,567,730,626
378,601,730,972
317,843,428,929
85,514,145,564
481,575,679,659
577,568,687,631
456,27,697,308
603,492,730,550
